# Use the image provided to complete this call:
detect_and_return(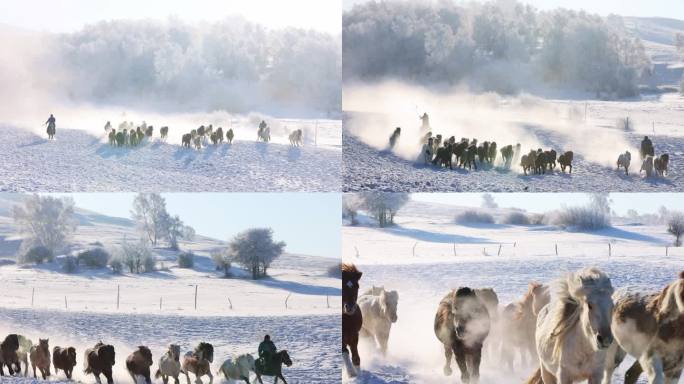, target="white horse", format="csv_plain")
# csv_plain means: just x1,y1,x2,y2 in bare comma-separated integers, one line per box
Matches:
16,335,32,376
617,151,631,175
500,283,549,370
603,272,684,384
155,344,181,384
641,155,654,177
358,286,399,355
258,126,271,142
527,267,614,384
288,129,302,147
217,354,255,384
